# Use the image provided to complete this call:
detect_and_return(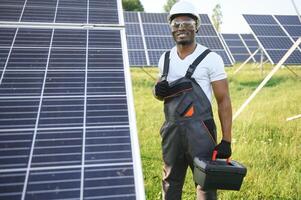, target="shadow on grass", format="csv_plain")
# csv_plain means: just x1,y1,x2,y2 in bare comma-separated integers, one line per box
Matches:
232,76,287,91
